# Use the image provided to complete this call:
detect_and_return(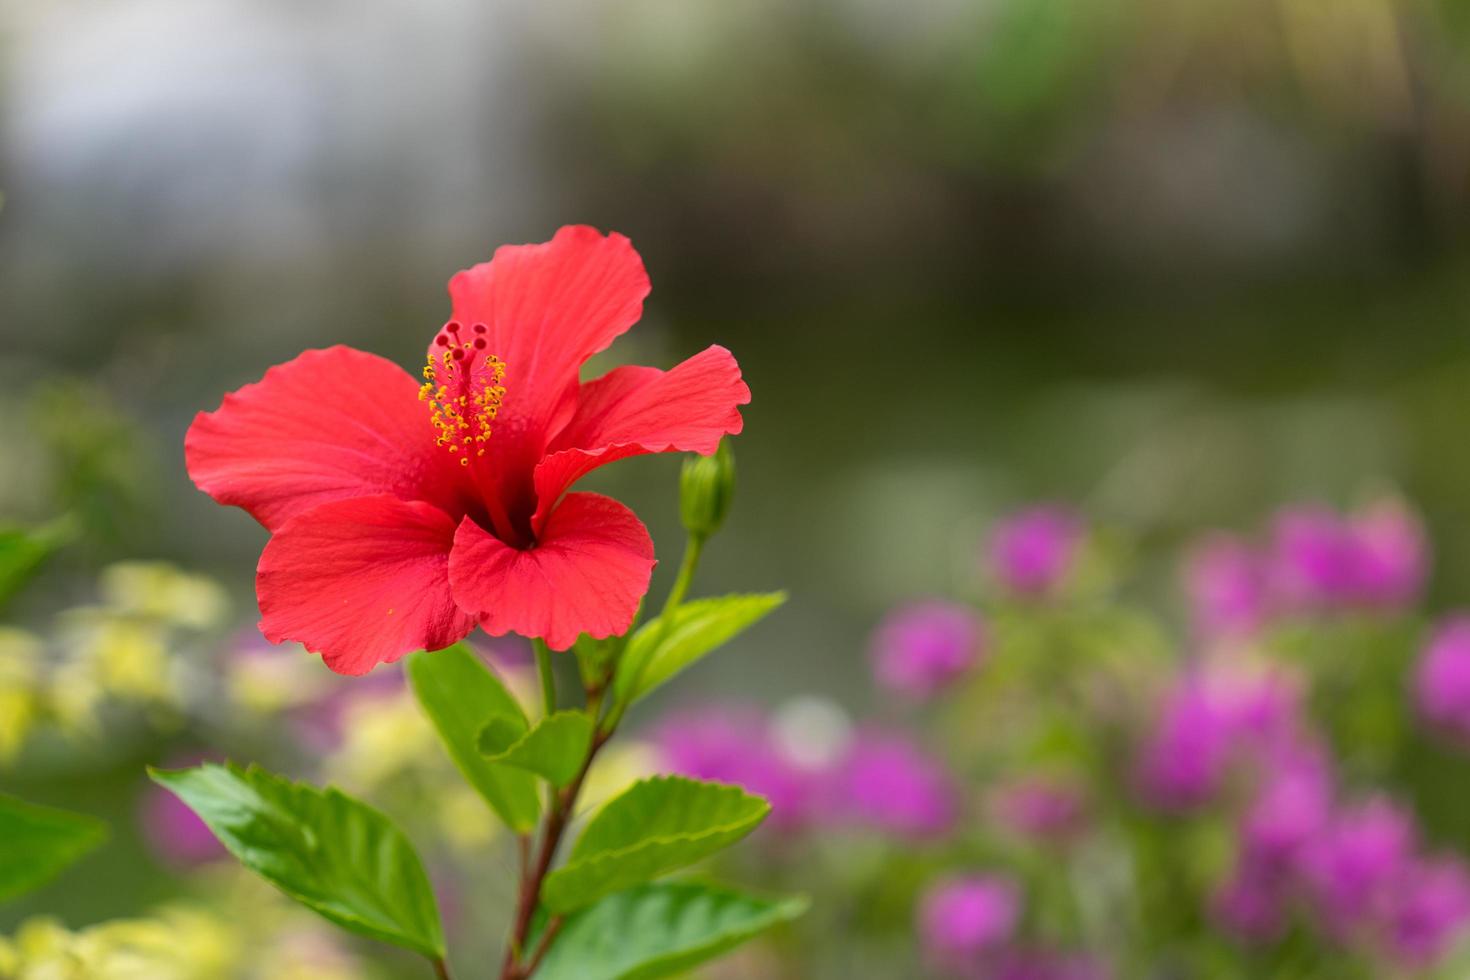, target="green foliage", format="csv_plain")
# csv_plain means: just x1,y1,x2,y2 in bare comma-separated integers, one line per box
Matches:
534,882,808,980
29,381,155,554
148,763,445,958
406,644,541,831
478,710,594,788
542,776,771,913
0,793,106,902
0,518,76,609
614,593,786,704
